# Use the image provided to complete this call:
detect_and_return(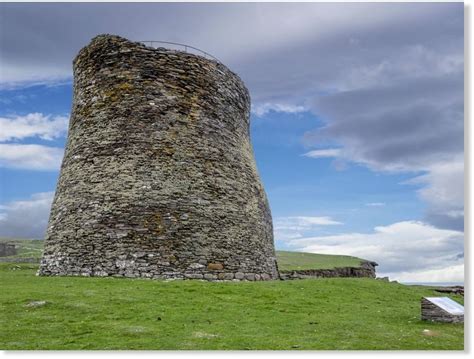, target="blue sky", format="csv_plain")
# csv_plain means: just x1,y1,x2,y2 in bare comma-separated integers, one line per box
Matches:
0,2,464,282
0,84,69,198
